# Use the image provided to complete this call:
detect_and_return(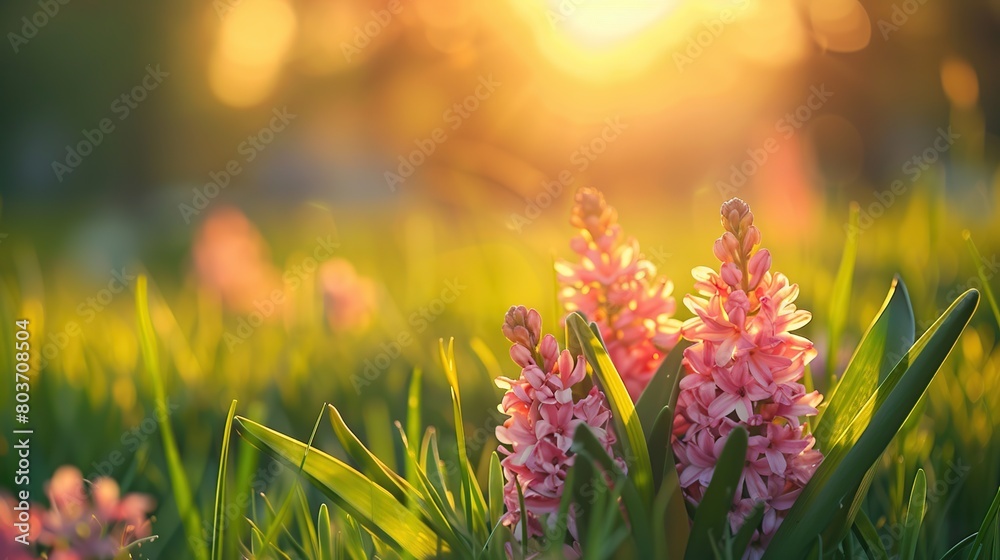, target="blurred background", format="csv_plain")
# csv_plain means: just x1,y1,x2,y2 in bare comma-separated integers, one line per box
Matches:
1,0,1000,557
